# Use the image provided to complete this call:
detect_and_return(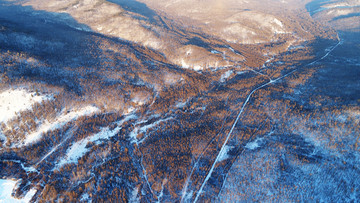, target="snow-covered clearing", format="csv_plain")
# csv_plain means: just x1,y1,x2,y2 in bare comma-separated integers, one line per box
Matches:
327,9,352,16
217,145,234,162
220,70,234,82
0,179,36,203
35,129,74,166
273,18,283,27
129,117,173,144
56,114,136,168
323,2,358,9
80,193,90,202
129,187,140,202
56,127,116,168
288,45,305,51
0,89,50,124
175,100,188,109
180,59,203,71
23,106,99,146
211,50,221,54
245,137,264,150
